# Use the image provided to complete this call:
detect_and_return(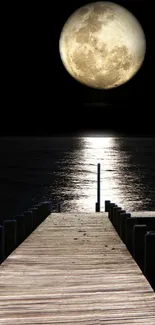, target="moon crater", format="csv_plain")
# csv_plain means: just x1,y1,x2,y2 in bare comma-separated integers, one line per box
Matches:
59,1,146,89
